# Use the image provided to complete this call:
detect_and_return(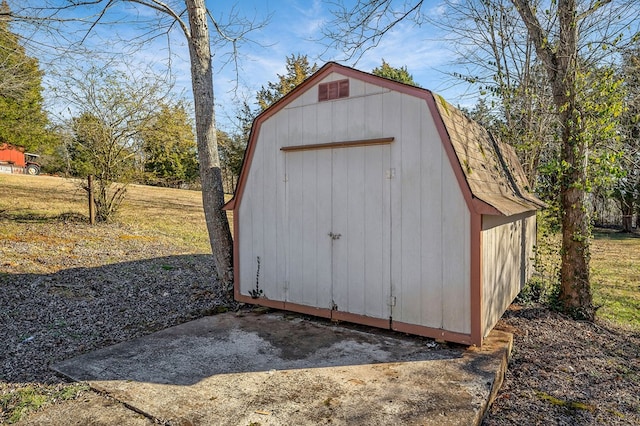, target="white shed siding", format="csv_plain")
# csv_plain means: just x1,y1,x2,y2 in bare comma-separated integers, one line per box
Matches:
330,145,391,318
481,211,537,335
238,71,471,334
238,119,287,301
387,88,471,334
285,149,333,307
